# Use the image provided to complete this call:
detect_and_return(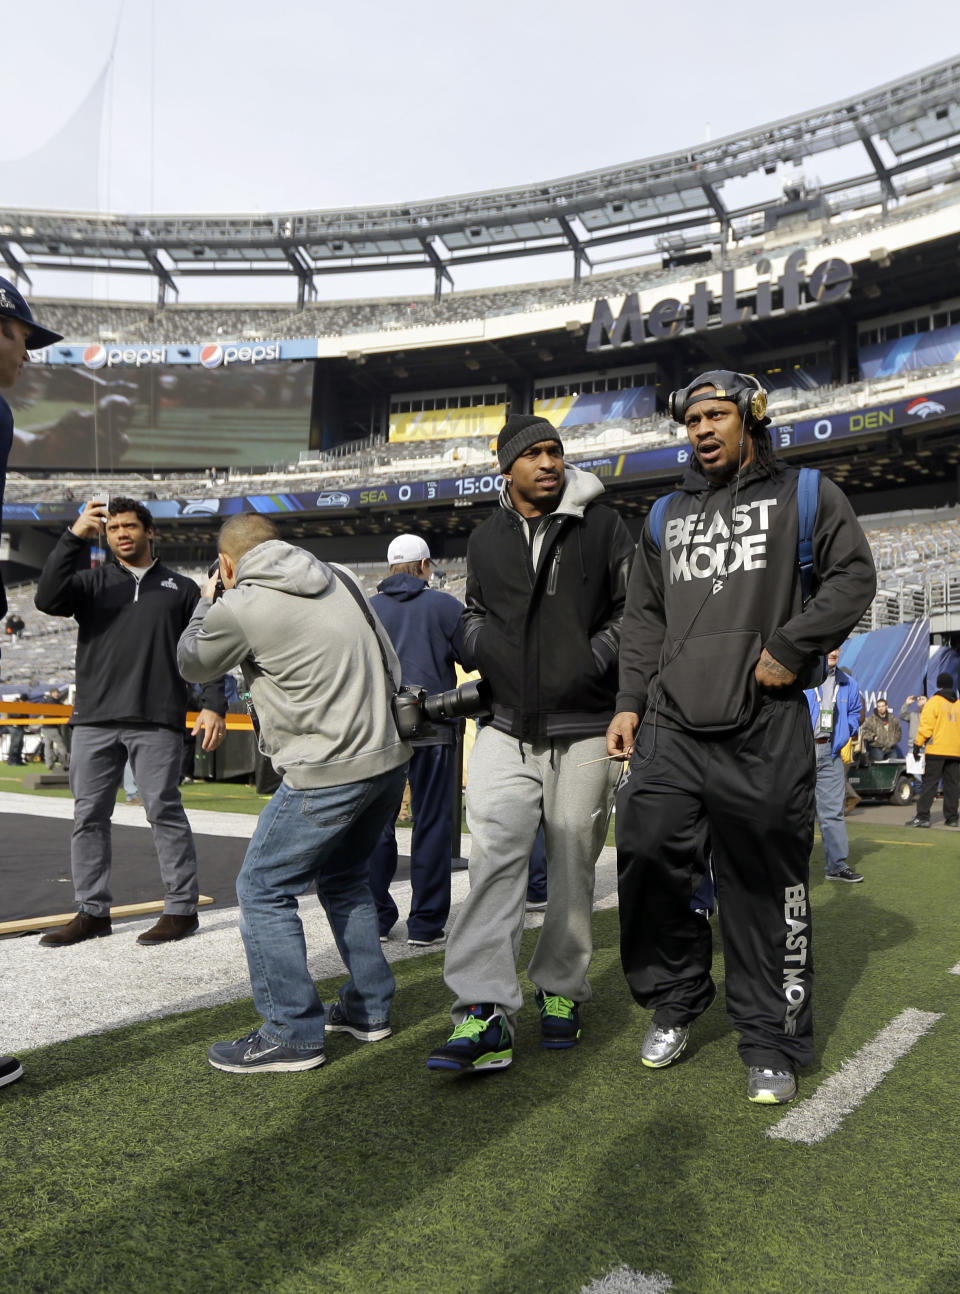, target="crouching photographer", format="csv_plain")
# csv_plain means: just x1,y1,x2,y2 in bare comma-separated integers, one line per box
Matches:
177,514,411,1074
